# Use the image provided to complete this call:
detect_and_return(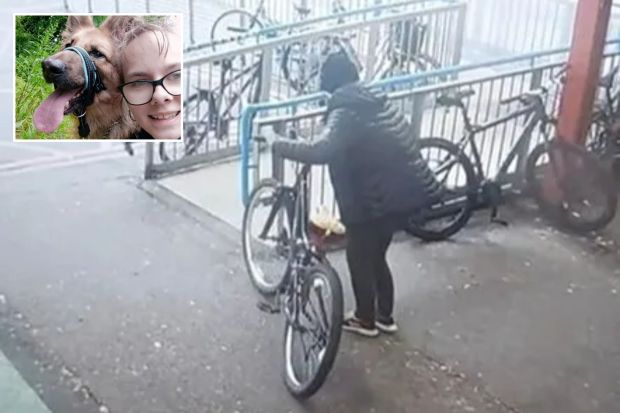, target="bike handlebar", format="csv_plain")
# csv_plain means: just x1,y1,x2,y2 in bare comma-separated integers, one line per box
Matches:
499,94,524,105
500,90,545,106
500,66,567,108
